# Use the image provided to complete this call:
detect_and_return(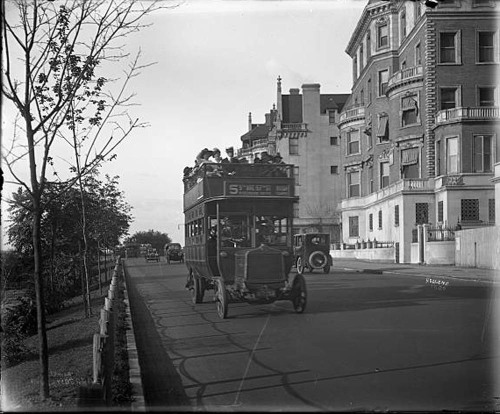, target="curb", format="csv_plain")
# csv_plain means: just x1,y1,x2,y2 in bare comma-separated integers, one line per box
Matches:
121,262,146,412
339,267,497,284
